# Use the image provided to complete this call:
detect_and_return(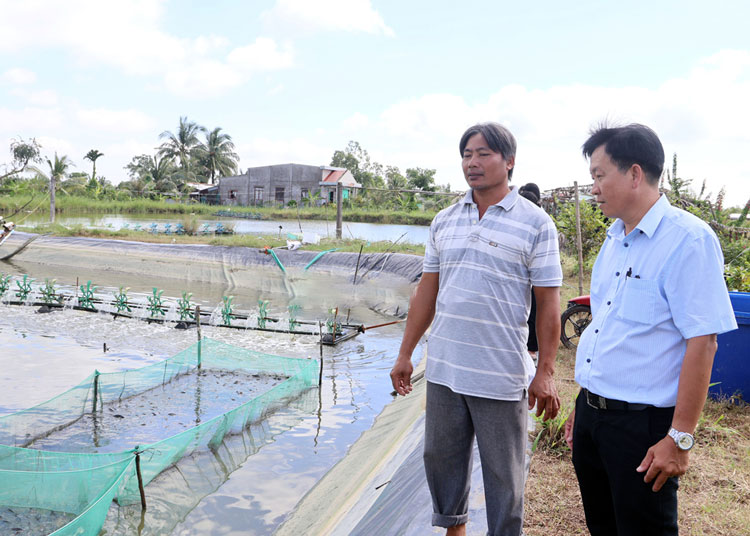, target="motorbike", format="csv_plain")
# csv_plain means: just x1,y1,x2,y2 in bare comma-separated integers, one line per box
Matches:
560,294,591,349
